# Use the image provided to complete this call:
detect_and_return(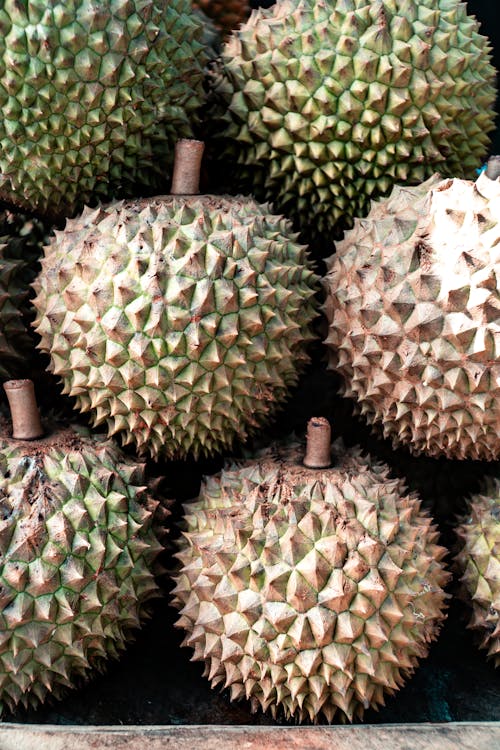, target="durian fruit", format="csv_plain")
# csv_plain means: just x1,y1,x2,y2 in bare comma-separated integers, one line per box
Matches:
193,0,250,39
32,140,319,460
0,0,211,221
0,211,49,379
172,417,449,723
323,166,500,460
192,7,222,59
210,0,496,237
455,482,500,667
0,379,162,714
